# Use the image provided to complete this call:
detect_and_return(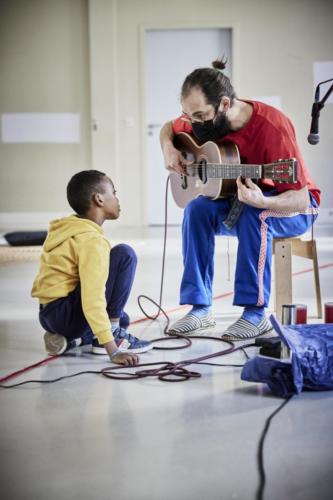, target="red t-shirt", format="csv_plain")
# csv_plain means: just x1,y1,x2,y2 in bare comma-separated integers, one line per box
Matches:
172,100,320,205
